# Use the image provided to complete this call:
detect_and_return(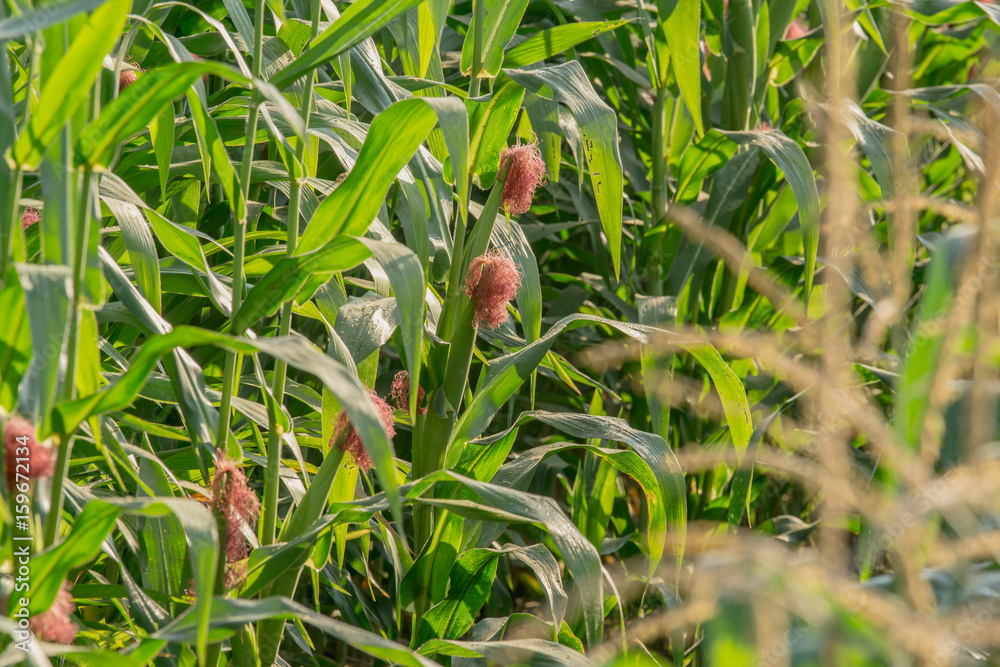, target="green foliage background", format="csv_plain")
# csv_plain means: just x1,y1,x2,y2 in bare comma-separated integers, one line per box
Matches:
1,0,999,664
